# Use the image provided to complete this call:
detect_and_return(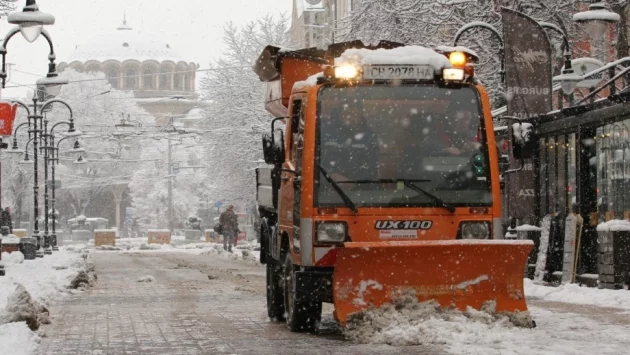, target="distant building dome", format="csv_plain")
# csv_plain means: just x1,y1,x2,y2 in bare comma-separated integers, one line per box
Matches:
66,20,184,63
58,17,199,124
